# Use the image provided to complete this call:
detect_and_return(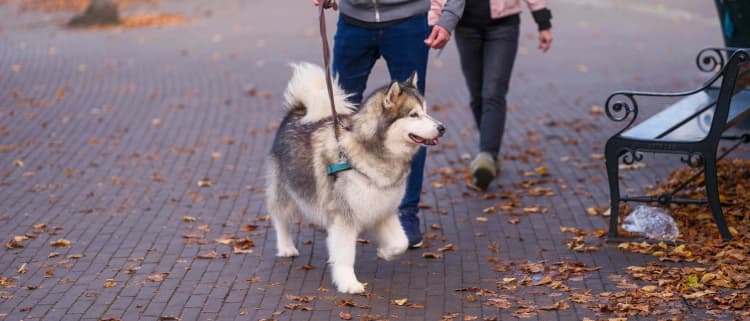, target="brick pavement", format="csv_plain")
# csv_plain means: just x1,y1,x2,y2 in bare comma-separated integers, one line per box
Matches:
0,1,746,320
